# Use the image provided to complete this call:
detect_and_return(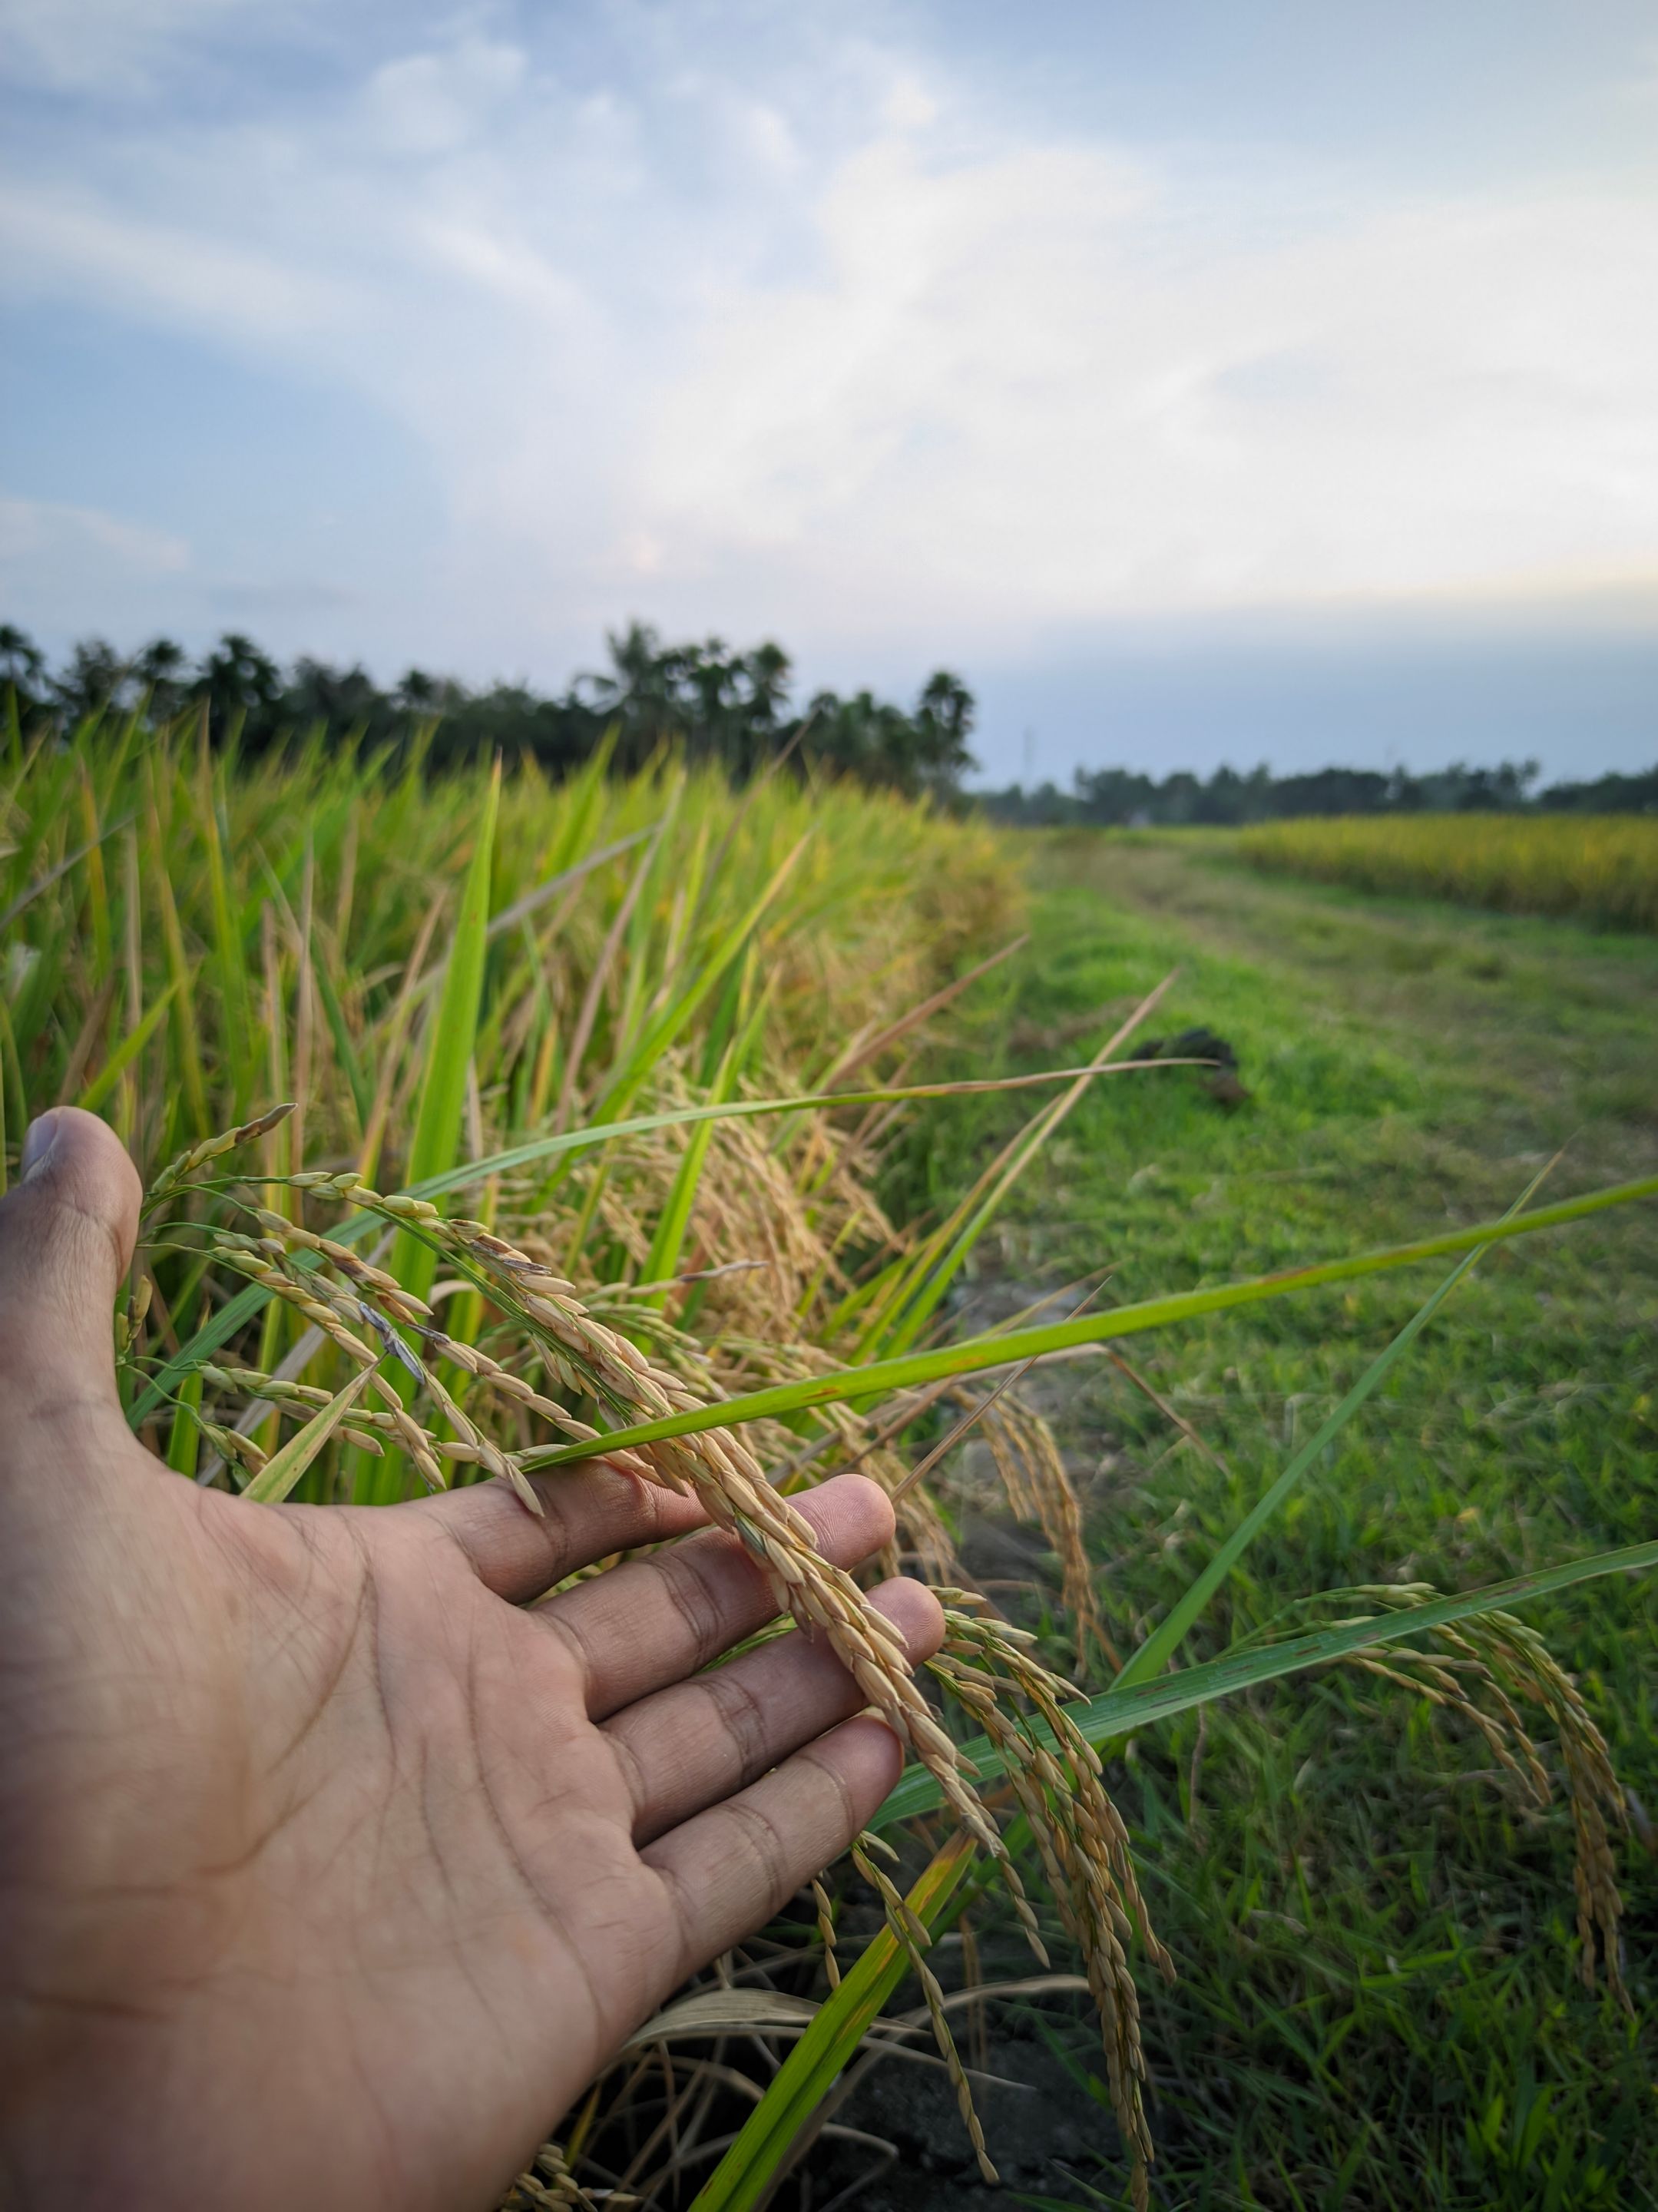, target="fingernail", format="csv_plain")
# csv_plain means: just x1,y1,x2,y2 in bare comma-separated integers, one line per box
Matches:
21,1111,62,1180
